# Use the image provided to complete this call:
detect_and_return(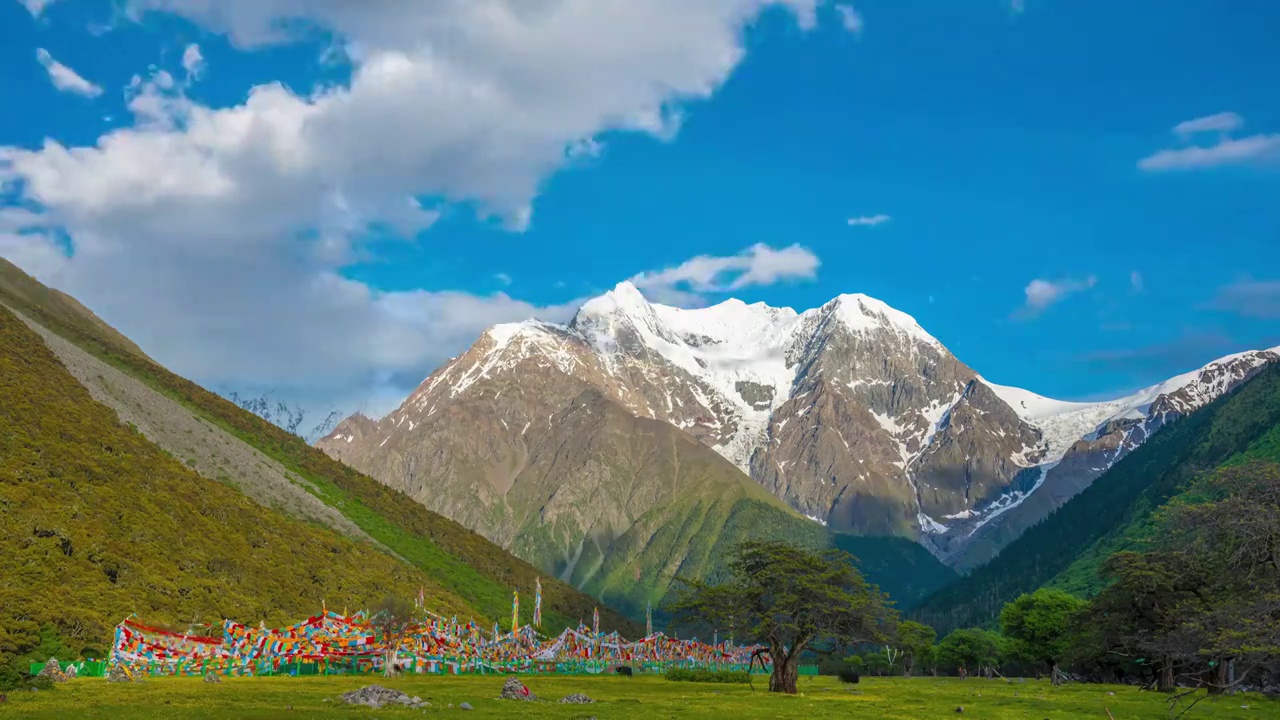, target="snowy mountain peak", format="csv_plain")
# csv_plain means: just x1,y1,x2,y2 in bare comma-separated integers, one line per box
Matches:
824,293,944,348
334,278,1280,572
